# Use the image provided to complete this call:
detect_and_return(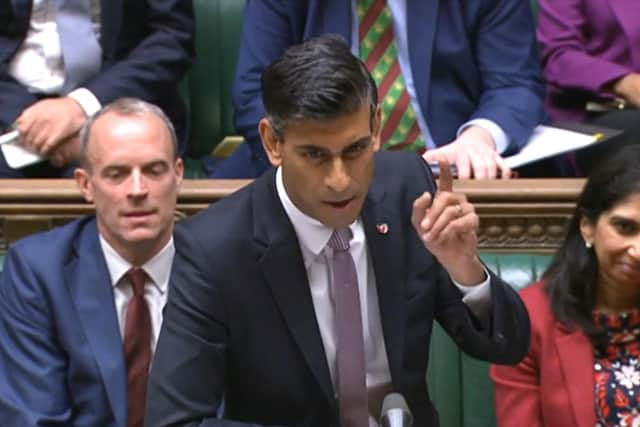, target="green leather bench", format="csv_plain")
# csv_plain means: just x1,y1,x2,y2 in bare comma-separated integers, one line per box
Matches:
427,253,552,427
182,0,245,177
